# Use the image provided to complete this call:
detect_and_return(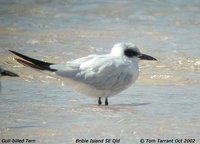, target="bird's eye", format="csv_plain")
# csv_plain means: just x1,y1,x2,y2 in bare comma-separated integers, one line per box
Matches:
124,49,139,58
